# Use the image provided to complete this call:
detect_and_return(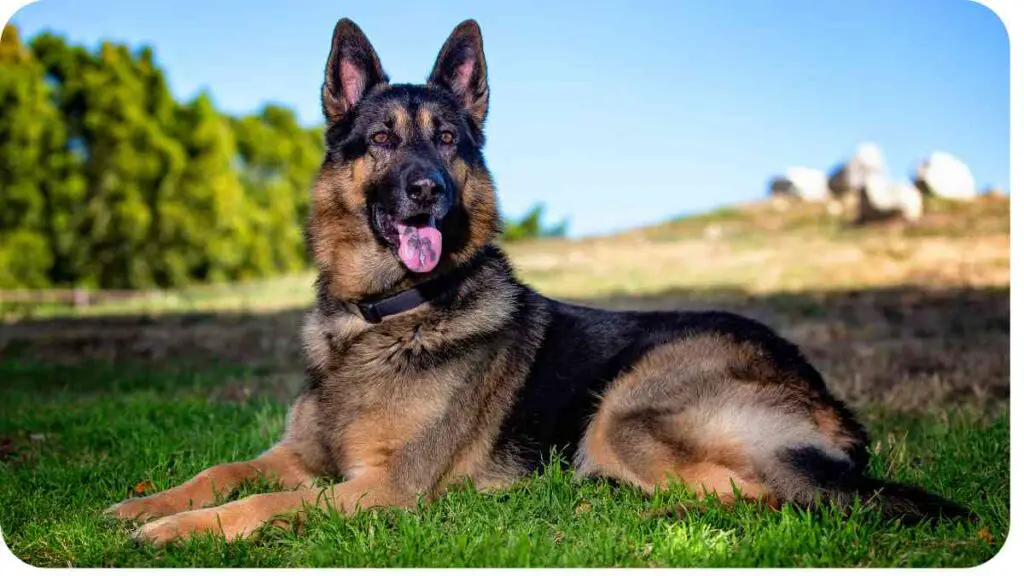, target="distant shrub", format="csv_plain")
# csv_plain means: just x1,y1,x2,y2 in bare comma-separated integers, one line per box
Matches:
502,204,569,243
